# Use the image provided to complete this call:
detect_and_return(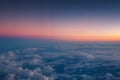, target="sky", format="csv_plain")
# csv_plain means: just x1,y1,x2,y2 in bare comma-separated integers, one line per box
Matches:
0,0,120,42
